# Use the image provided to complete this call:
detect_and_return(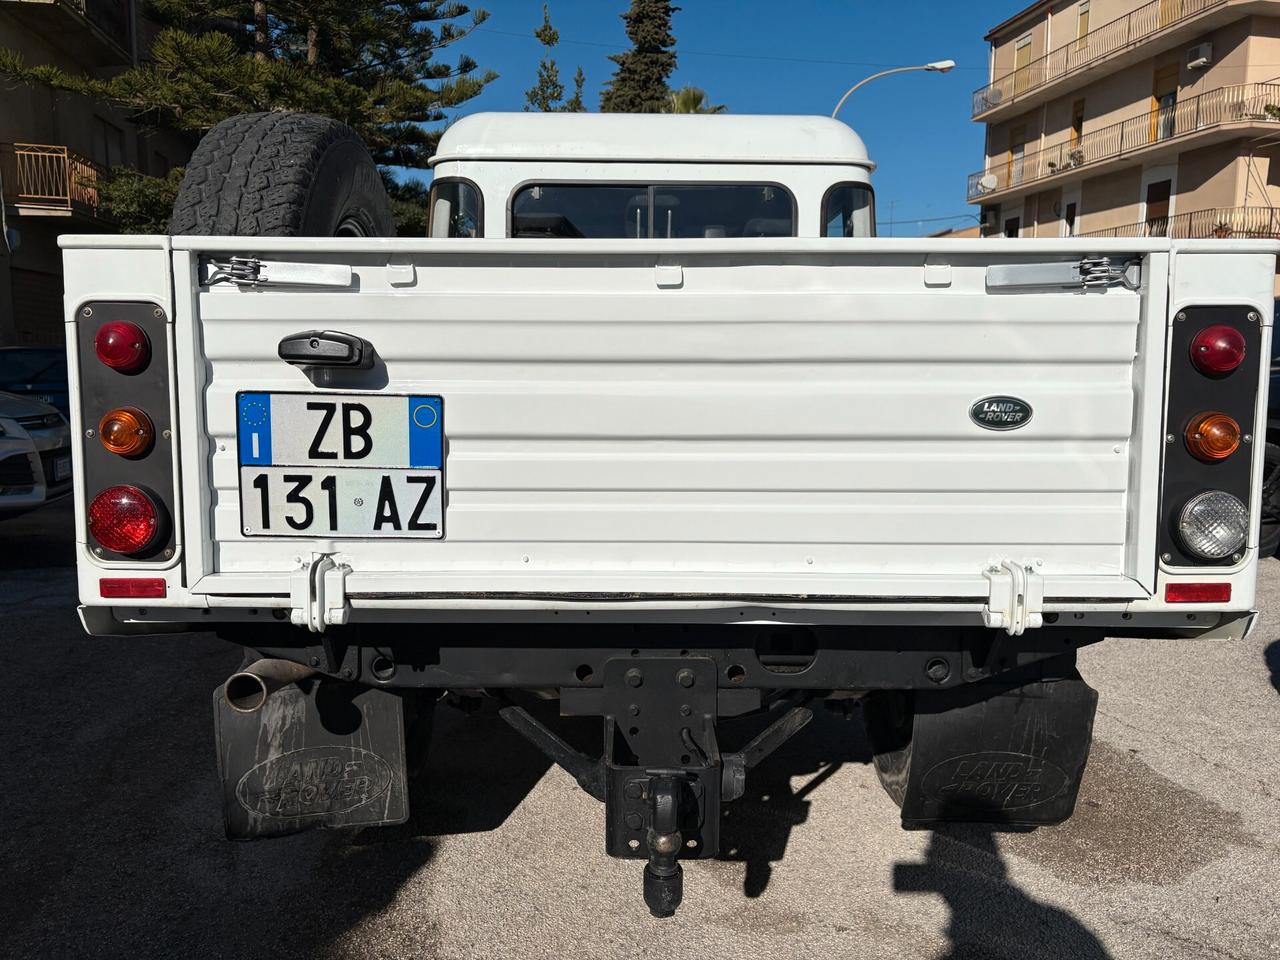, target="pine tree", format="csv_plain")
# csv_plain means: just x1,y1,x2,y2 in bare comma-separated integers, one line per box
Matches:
599,0,678,113
524,4,585,113
0,0,496,231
